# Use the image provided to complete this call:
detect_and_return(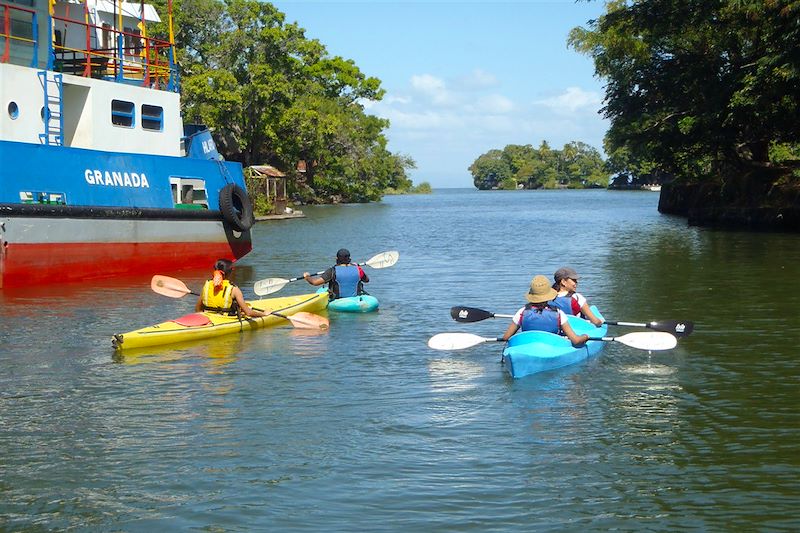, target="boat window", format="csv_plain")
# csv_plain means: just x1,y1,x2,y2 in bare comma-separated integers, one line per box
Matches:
102,23,113,50
8,102,19,119
123,27,143,57
141,104,163,131
111,99,135,128
170,177,209,209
